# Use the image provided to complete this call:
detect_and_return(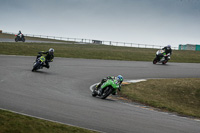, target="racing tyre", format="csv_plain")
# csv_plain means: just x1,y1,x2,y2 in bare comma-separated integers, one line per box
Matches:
32,62,40,72
153,58,157,64
99,87,113,99
162,60,168,65
92,90,98,97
